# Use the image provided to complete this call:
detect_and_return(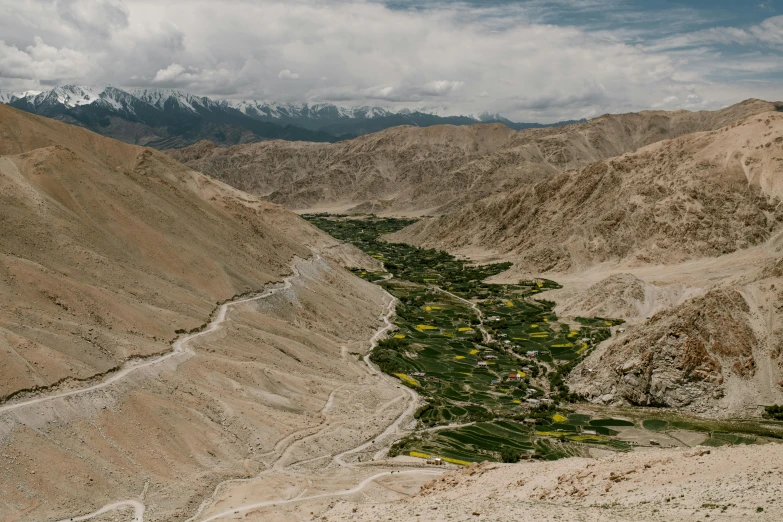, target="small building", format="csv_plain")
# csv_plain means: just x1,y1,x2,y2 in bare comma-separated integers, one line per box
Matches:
410,372,426,377
484,354,498,360
427,457,443,465
507,373,522,381
526,398,540,406
477,361,488,368
540,398,553,405
526,351,539,357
